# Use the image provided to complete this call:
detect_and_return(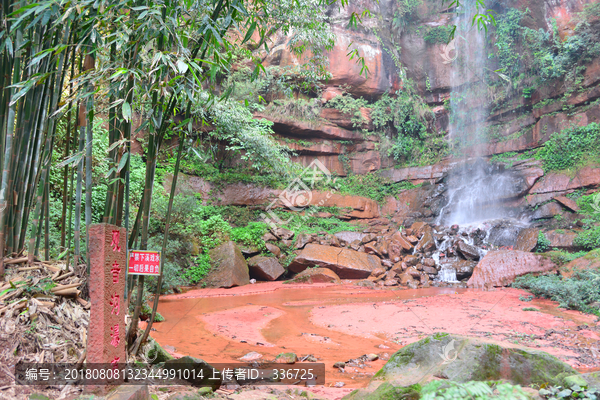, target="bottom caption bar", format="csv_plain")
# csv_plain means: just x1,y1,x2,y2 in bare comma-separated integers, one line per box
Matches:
15,362,326,386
